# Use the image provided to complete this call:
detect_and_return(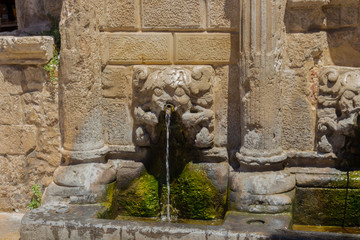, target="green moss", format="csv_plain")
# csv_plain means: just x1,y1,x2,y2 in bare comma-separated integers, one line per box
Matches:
118,171,160,217
345,189,360,227
293,188,346,226
349,171,360,189
171,163,225,220
98,181,119,219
